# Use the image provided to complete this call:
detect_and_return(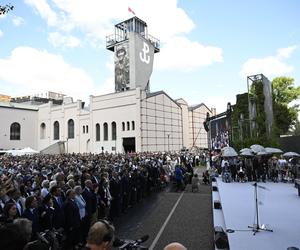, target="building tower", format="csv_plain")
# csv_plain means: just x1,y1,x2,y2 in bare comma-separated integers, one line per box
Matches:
106,16,160,92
